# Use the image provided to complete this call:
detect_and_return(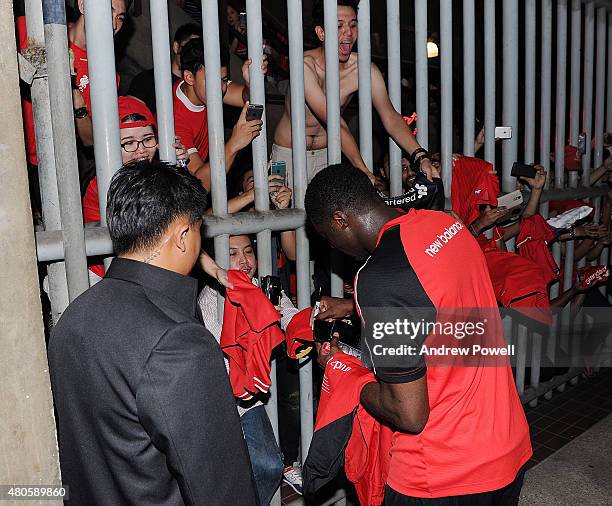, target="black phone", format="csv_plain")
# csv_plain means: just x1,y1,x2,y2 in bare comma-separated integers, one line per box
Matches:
260,275,282,306
245,103,264,121
511,162,537,179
